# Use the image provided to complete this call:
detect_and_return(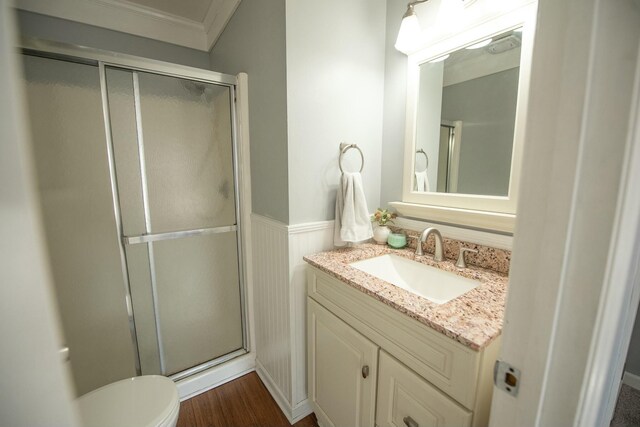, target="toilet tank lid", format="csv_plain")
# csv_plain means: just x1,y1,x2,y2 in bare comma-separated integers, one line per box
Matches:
77,375,179,427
